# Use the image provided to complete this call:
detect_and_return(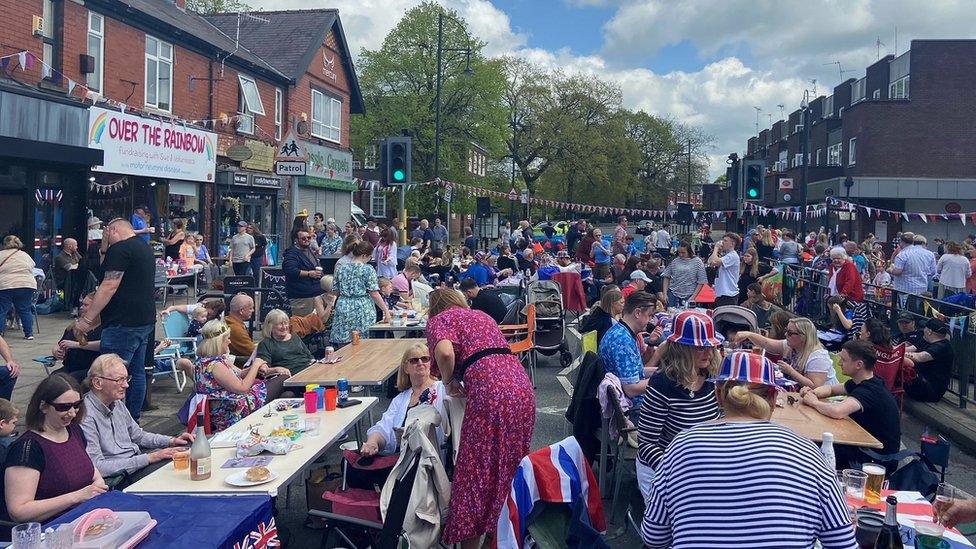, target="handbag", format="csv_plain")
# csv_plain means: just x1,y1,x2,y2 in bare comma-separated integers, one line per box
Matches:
862,448,941,499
